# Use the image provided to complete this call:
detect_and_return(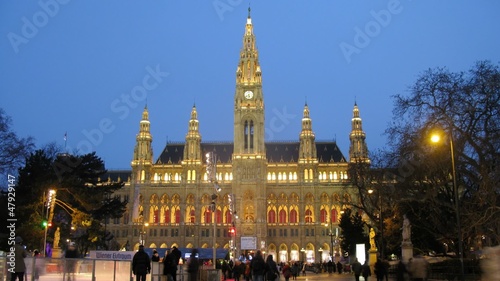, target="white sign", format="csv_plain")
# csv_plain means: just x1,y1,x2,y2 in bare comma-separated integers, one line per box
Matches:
356,244,366,265
89,251,135,261
240,237,257,250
